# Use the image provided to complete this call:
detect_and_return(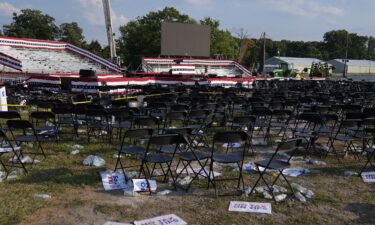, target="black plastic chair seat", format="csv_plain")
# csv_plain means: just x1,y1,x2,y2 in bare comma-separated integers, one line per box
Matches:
15,135,37,142
179,151,209,161
185,124,201,129
120,146,146,154
254,122,269,127
35,125,56,131
112,122,132,129
295,132,314,138
352,133,372,139
89,123,108,129
212,153,242,163
270,122,286,128
145,154,172,163
316,127,332,133
364,147,375,154
334,135,355,141
159,145,177,154
255,159,290,170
